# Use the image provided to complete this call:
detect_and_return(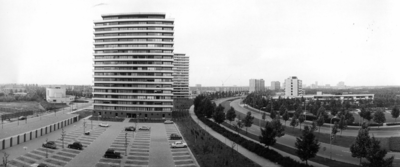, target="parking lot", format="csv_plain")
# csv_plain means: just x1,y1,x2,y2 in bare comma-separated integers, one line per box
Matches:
3,119,198,167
